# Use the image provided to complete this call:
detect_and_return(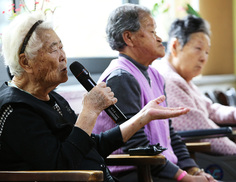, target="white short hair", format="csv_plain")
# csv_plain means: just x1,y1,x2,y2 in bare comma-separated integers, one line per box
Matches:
2,12,53,76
